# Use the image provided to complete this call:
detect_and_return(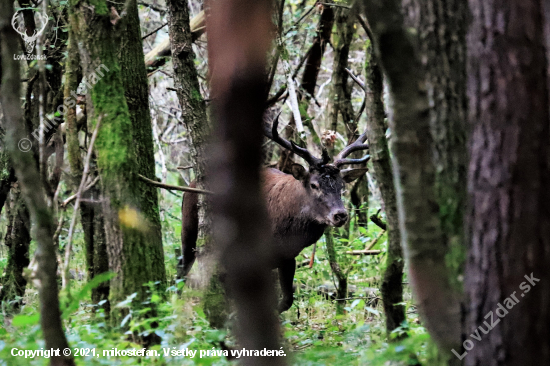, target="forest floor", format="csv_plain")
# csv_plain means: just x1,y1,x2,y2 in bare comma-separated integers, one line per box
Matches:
0,187,434,365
